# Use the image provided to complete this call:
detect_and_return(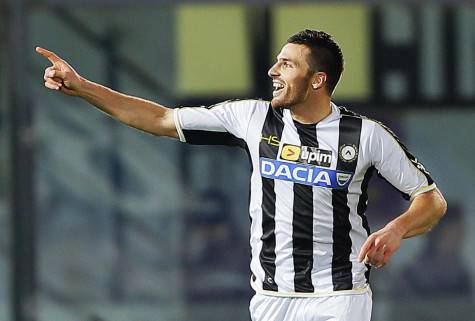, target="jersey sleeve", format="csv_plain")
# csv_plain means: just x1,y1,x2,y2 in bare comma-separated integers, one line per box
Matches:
173,100,257,147
369,121,436,201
